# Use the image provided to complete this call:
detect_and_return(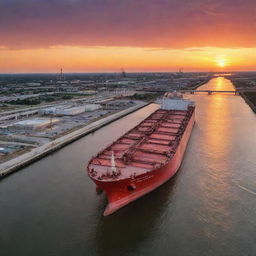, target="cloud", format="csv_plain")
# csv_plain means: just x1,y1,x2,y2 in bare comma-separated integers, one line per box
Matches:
0,0,255,49
0,46,8,50
185,48,207,52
